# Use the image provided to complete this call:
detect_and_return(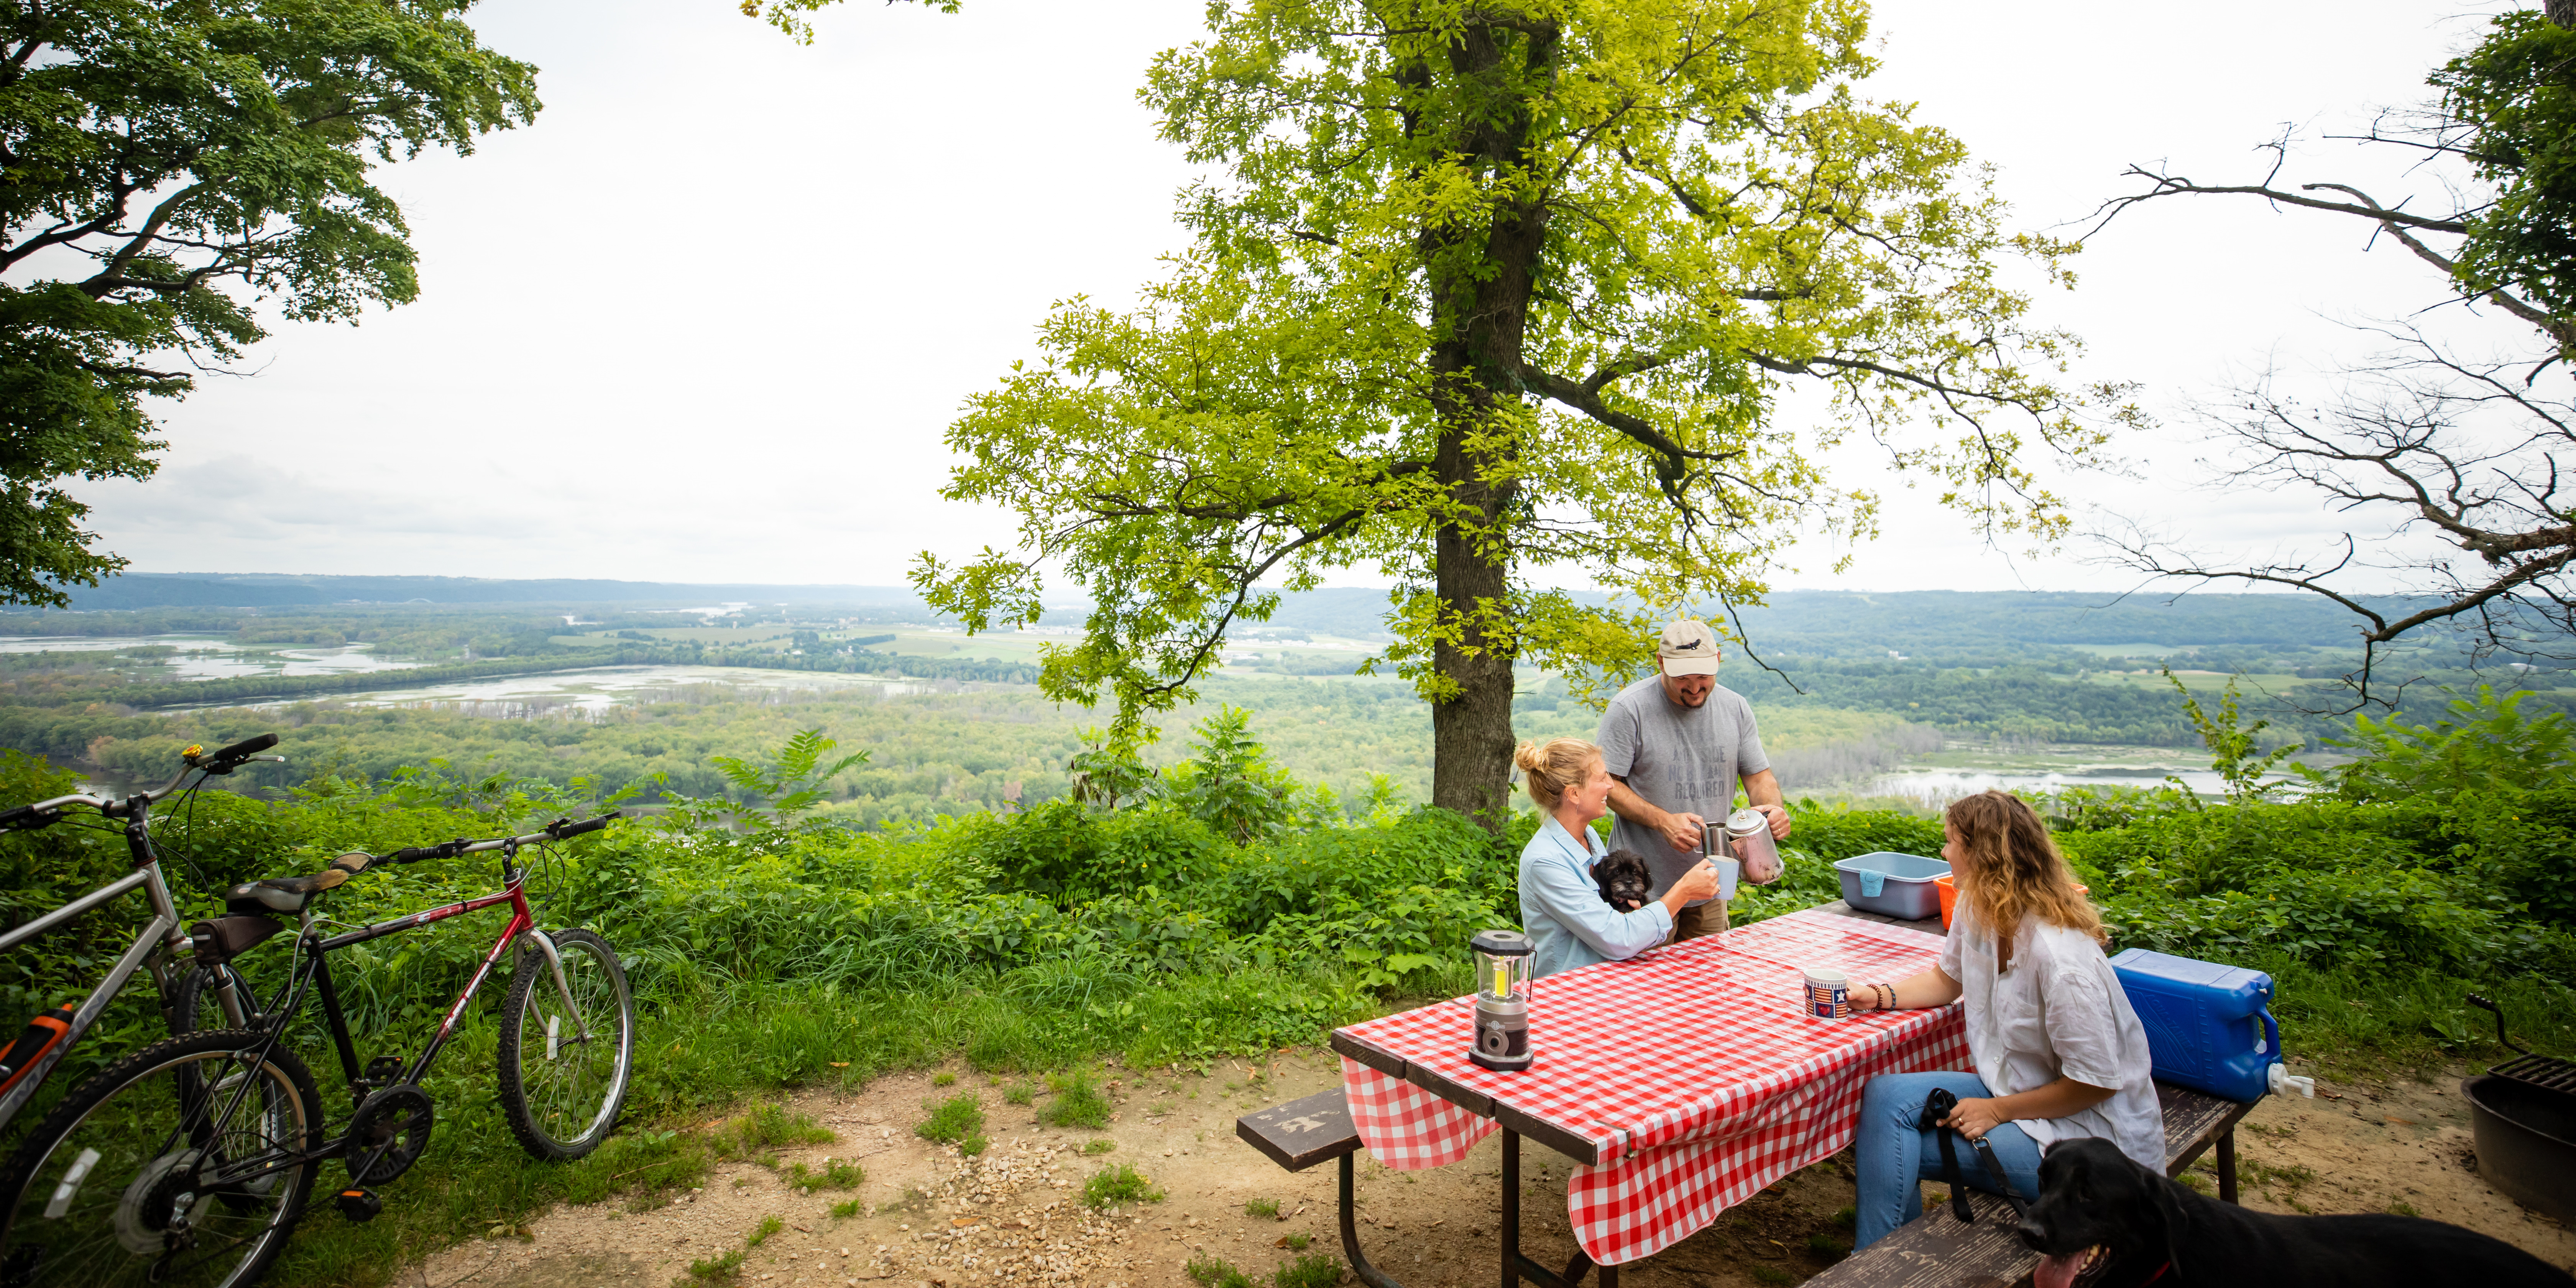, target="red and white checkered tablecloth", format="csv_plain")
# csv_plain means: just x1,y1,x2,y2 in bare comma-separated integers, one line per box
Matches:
1336,907,1969,1265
